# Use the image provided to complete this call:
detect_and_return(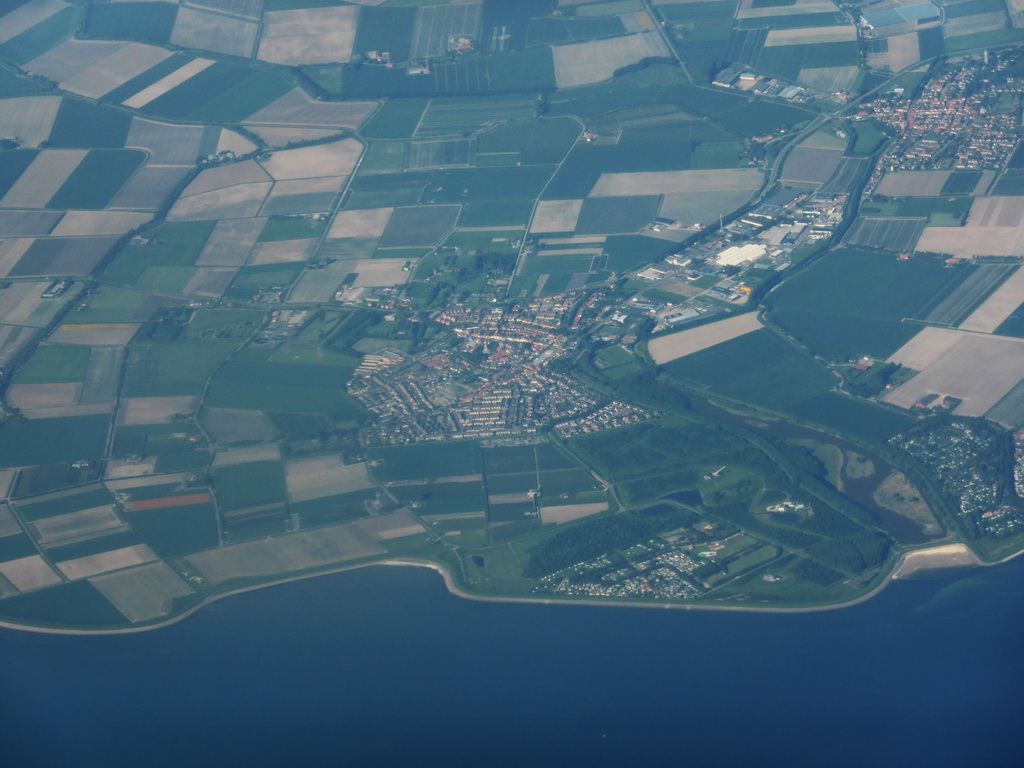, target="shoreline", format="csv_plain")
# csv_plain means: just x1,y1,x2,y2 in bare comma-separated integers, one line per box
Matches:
5,536,1019,636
